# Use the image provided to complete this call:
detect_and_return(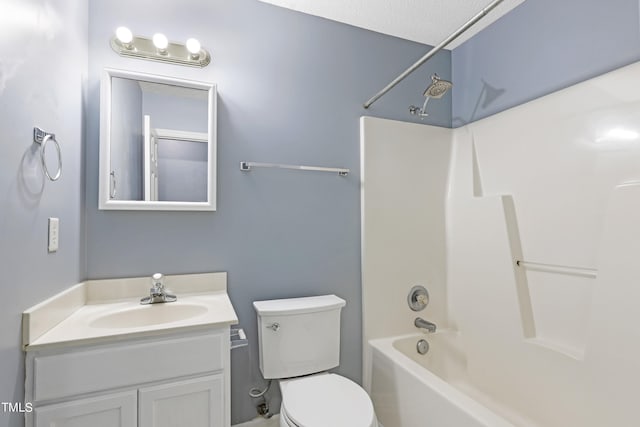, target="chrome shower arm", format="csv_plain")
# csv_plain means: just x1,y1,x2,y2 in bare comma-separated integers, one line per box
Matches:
421,96,431,114
362,0,506,109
